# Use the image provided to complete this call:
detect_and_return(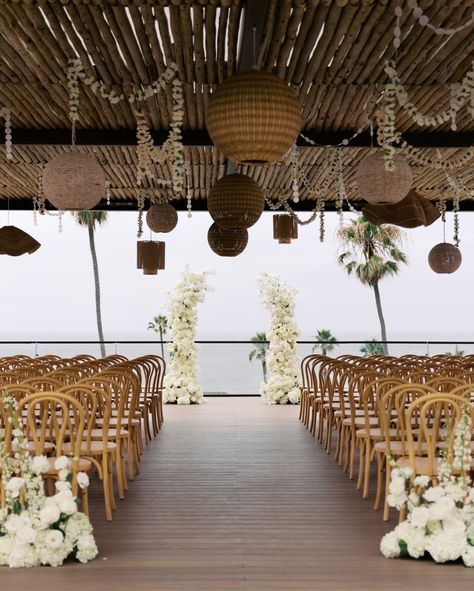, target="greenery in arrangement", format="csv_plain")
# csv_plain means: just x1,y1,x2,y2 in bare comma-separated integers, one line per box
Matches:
147,314,168,359
360,339,385,357
338,217,407,355
248,332,269,382
312,329,338,356
445,345,465,357
74,211,108,358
